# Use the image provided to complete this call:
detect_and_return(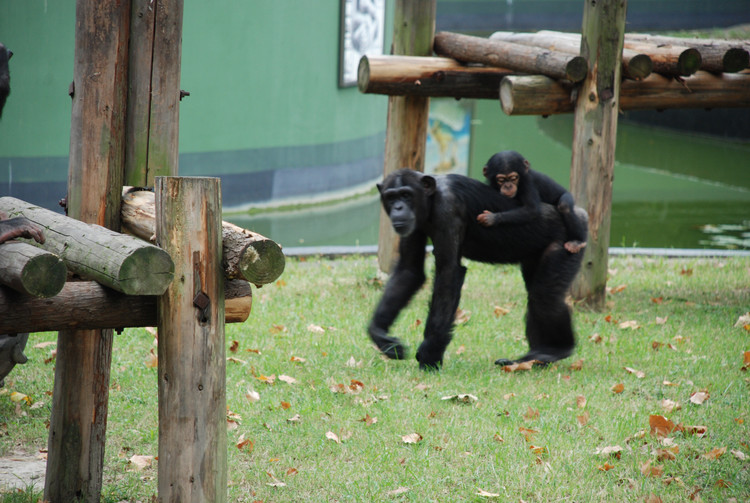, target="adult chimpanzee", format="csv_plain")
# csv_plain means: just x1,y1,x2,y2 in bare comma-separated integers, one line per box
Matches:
369,168,585,370
0,43,11,119
477,150,587,254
